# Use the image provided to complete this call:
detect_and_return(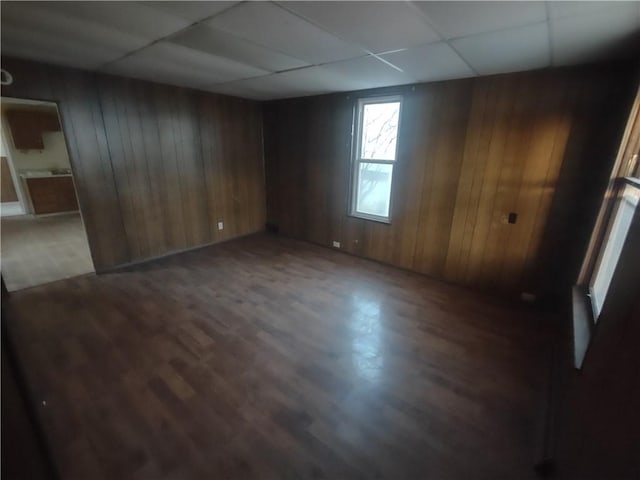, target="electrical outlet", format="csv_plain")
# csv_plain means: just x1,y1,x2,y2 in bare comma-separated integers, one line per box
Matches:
332,241,341,248
217,221,224,230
